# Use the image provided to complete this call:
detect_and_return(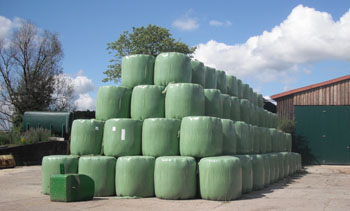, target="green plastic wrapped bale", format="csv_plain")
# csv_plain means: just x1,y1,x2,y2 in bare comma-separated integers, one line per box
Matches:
131,85,165,120
237,79,243,99
280,152,290,177
230,96,240,121
272,153,280,182
265,128,272,153
257,107,265,127
269,128,278,152
253,92,258,106
234,121,252,154
50,174,94,202
42,155,79,195
216,70,227,94
96,86,132,120
221,119,237,155
261,154,271,187
240,99,250,124
70,119,104,155
204,66,217,89
257,94,264,108
221,94,231,119
251,154,265,190
259,127,267,154
142,118,181,157
154,156,197,199
234,155,253,193
204,89,223,118
268,153,276,183
242,84,250,100
226,75,238,97
286,133,292,152
199,156,242,201
251,126,260,154
116,156,155,197
251,105,259,126
165,83,205,119
248,87,254,104
277,153,284,180
103,119,143,157
78,156,116,197
121,54,155,88
273,113,278,129
191,60,205,87
180,116,223,158
154,52,192,86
